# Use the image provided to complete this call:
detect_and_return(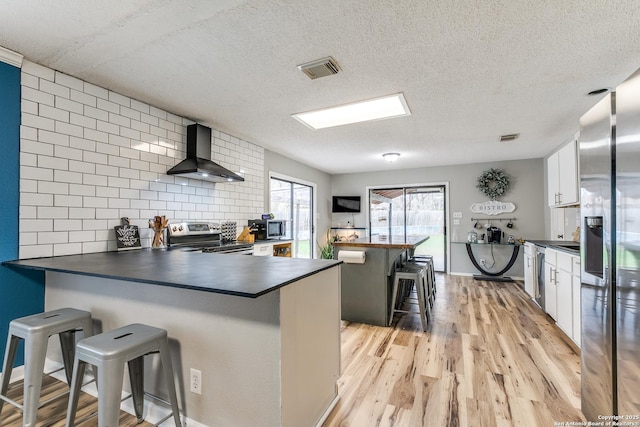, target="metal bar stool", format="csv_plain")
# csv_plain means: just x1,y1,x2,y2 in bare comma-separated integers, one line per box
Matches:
389,267,429,331
412,255,436,294
0,307,93,427
65,323,181,427
406,255,436,306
